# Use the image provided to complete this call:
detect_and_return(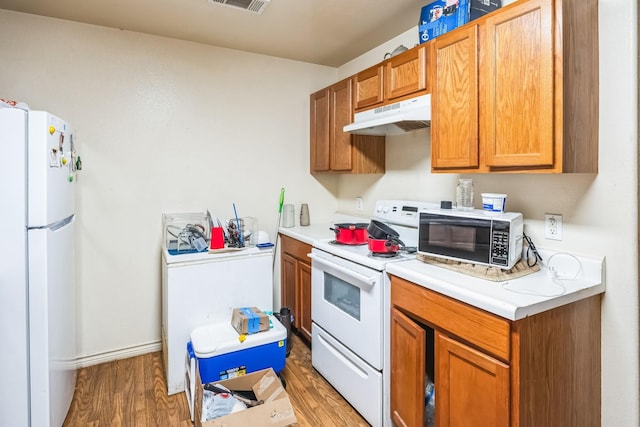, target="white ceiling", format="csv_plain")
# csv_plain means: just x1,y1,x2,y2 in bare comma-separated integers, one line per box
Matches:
0,0,427,67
